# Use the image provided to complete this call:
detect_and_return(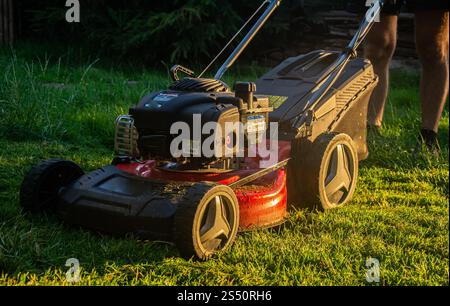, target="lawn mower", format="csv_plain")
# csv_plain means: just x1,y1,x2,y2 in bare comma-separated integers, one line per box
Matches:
20,0,383,259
